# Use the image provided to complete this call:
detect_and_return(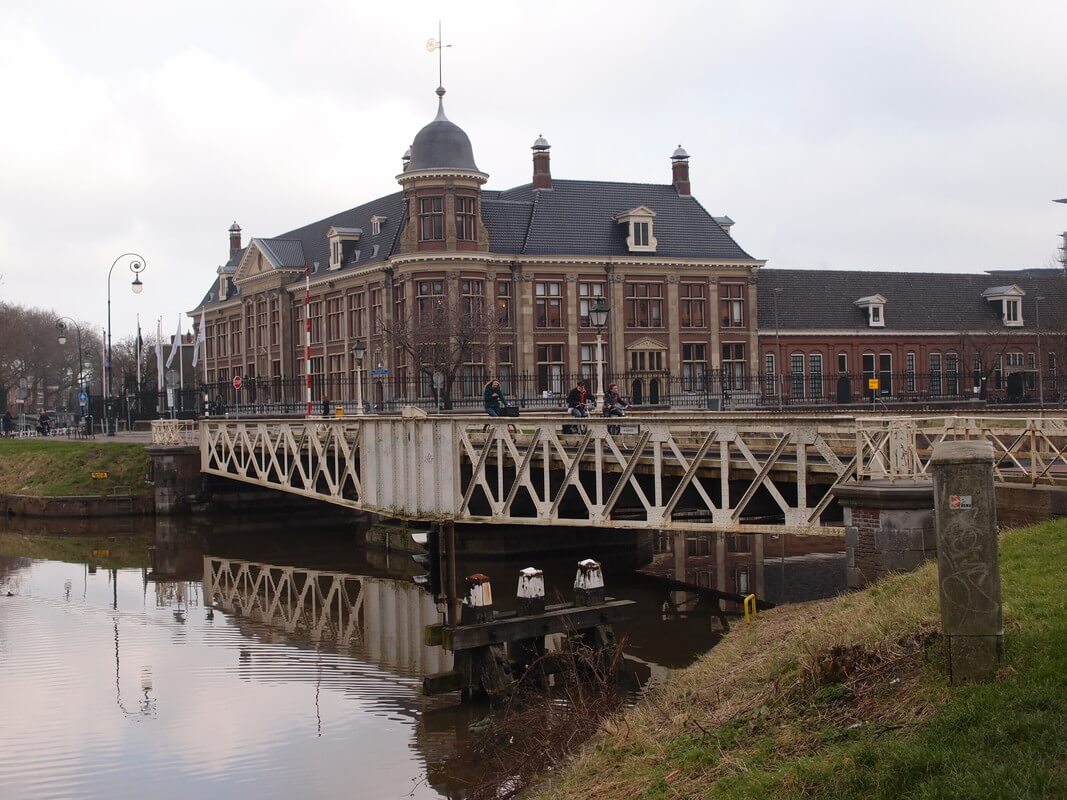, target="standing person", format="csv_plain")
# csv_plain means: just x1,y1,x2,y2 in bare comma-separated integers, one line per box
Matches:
1,409,13,438
483,379,506,417
603,382,629,436
321,396,331,417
